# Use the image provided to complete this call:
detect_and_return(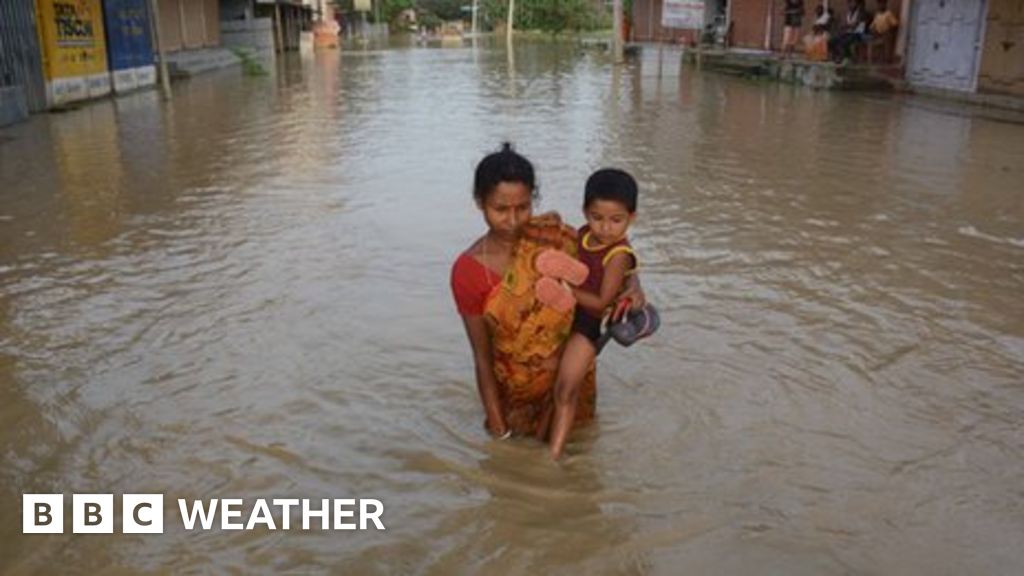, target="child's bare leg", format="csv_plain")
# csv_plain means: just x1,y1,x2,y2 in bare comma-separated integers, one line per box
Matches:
548,334,597,460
